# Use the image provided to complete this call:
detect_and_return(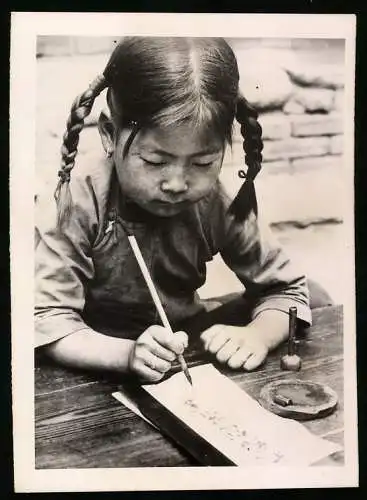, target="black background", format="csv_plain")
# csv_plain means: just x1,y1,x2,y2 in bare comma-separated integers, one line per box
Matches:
4,2,367,498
